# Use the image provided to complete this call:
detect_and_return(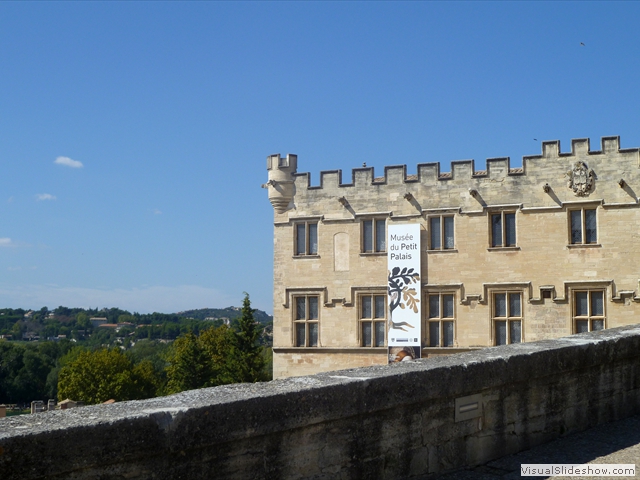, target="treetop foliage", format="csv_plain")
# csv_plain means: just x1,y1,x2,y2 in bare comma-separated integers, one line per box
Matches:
0,295,272,405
